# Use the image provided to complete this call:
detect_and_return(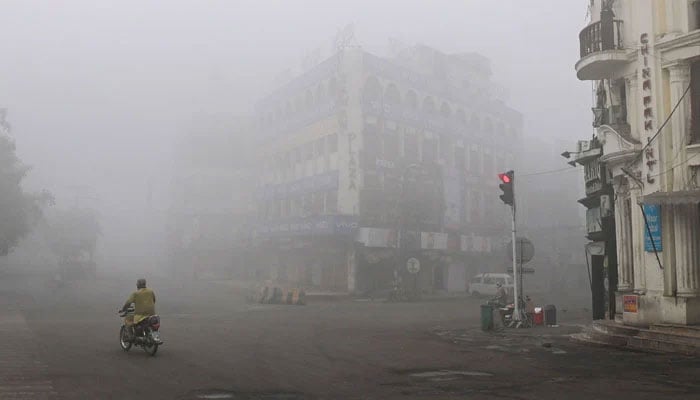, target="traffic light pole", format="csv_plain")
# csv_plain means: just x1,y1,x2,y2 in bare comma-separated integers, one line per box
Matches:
510,174,521,322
